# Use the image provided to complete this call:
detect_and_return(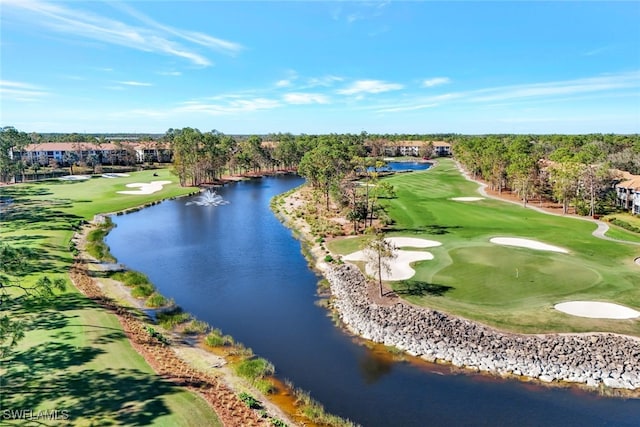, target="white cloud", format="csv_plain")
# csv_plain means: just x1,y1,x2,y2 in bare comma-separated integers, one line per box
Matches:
276,79,292,88
337,79,403,95
2,0,243,67
468,71,640,103
283,93,330,105
422,77,451,88
117,81,153,87
0,80,49,101
175,98,281,115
